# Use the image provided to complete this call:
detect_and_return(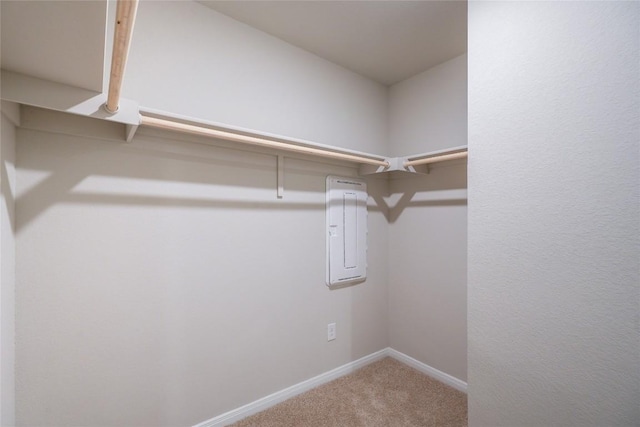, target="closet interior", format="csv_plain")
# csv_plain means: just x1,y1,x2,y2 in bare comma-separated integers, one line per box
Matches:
1,1,468,425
